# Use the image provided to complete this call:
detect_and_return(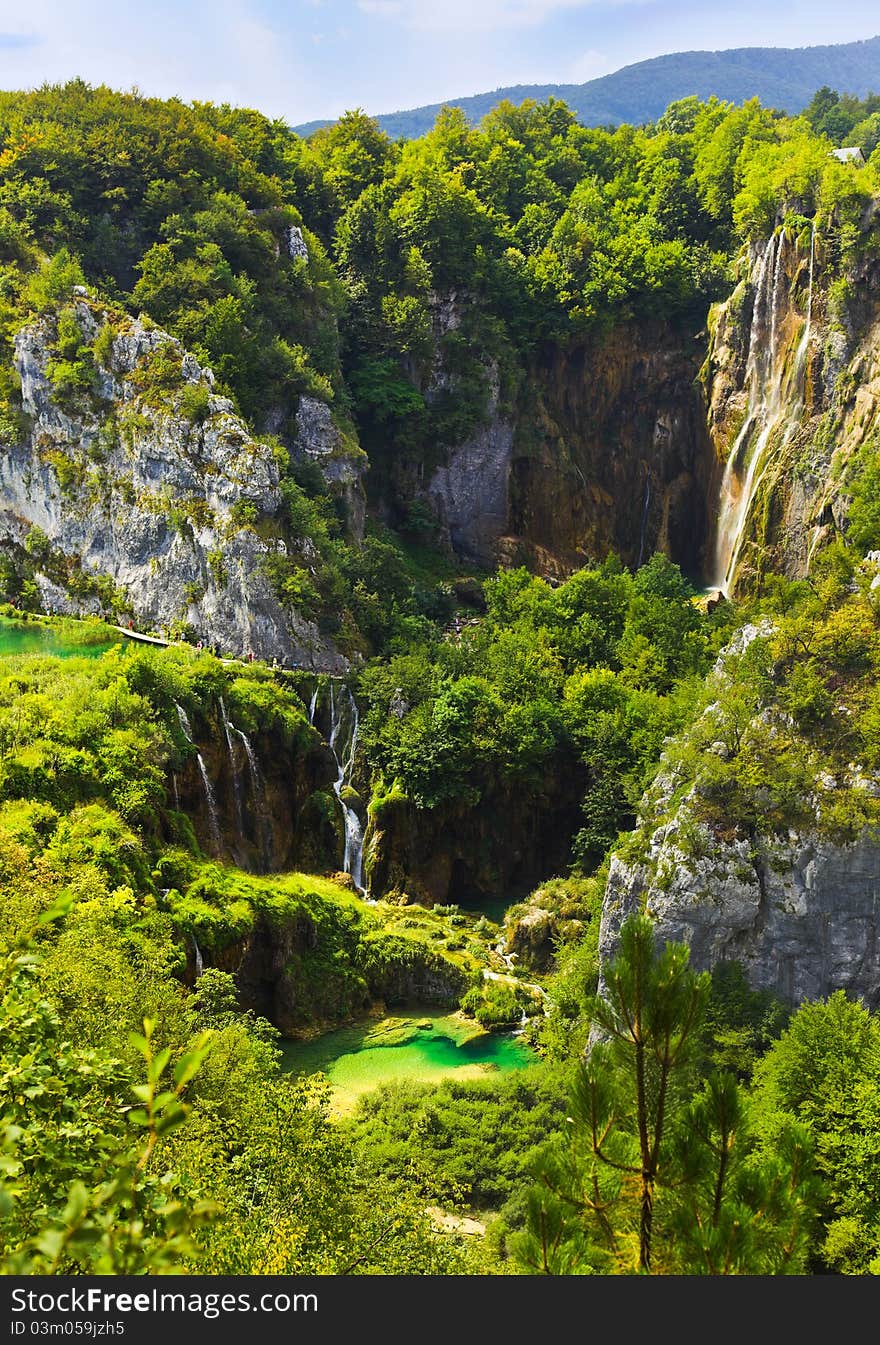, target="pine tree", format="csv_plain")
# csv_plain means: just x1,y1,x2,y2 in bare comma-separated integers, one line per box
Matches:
513,913,819,1274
